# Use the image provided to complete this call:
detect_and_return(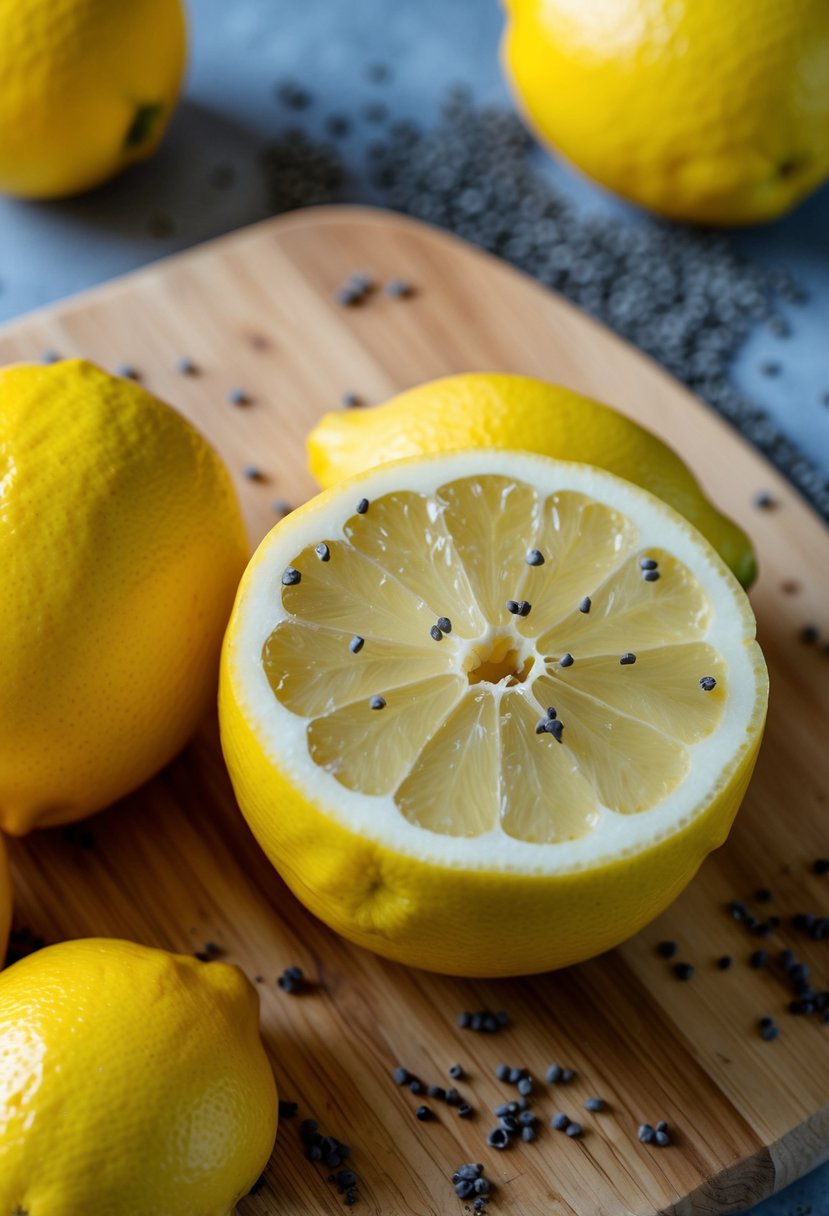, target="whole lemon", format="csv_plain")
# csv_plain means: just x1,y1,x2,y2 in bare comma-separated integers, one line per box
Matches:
0,938,277,1215
0,0,186,199
307,373,757,586
0,838,9,964
501,0,829,225
0,359,248,835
